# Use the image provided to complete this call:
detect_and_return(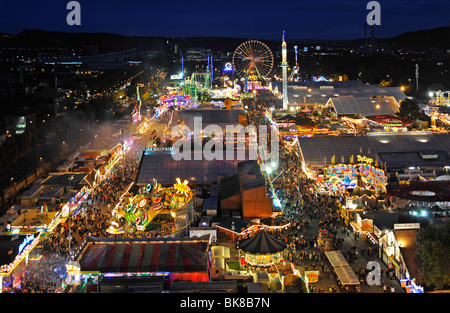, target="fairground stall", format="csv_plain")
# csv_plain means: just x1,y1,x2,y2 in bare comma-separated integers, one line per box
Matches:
315,161,388,233
315,162,387,196
238,230,287,272
109,178,195,237
159,94,192,109
0,233,41,292
378,226,425,288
